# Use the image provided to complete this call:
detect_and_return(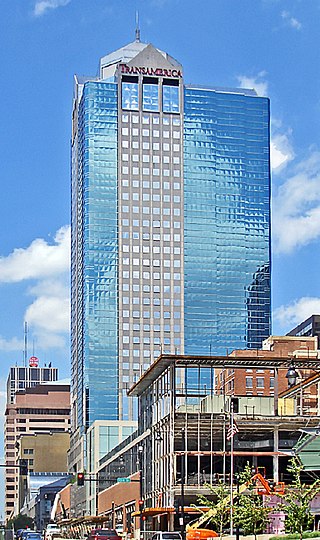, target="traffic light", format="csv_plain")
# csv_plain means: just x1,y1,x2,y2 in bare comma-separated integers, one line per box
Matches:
77,472,85,486
20,459,28,476
138,499,144,513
